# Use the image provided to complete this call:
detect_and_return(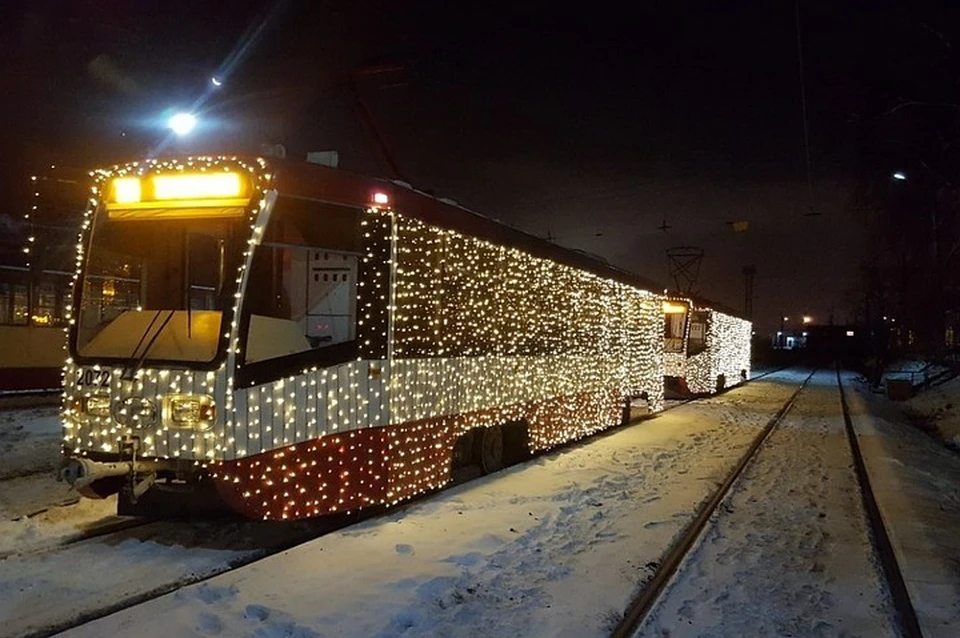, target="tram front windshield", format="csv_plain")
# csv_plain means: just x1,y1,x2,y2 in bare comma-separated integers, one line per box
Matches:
74,213,246,364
